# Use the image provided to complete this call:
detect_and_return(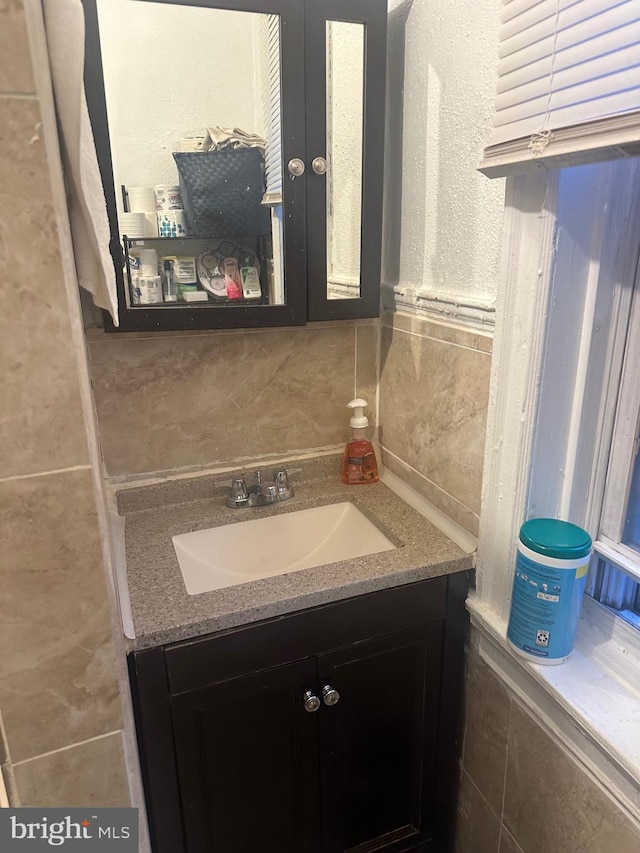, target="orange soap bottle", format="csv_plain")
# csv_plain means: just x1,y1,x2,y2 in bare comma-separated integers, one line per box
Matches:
341,398,378,485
